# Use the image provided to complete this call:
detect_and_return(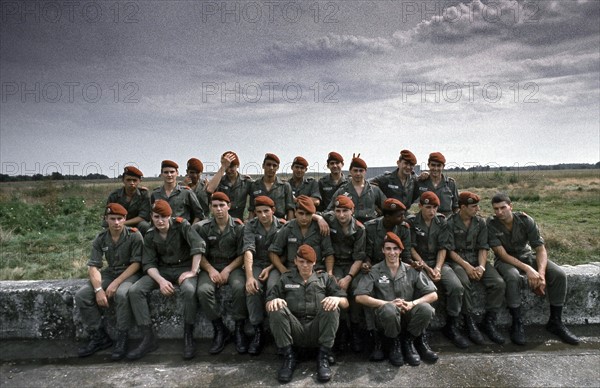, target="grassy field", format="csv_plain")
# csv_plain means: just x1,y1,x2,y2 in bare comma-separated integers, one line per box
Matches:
0,169,598,280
